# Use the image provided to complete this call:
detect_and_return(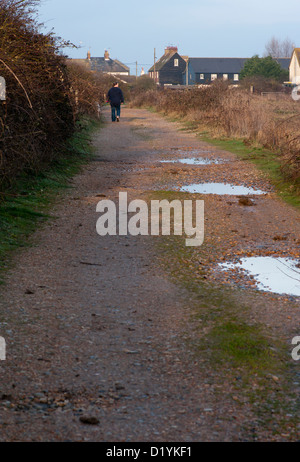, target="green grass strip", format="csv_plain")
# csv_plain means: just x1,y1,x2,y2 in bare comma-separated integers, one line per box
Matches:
199,135,300,208
0,116,101,283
